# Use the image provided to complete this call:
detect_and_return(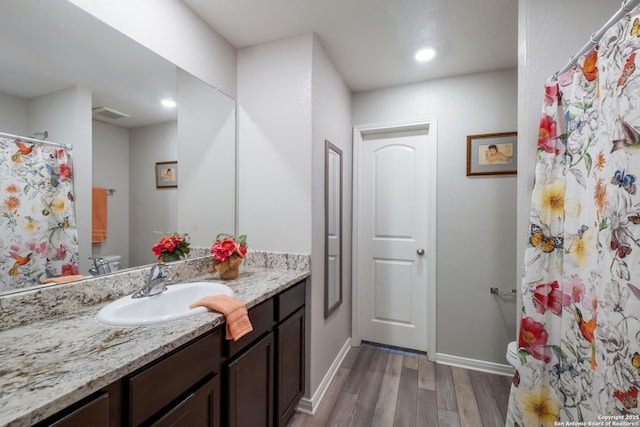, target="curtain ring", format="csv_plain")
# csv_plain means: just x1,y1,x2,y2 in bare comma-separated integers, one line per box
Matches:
566,58,578,72
623,0,637,14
